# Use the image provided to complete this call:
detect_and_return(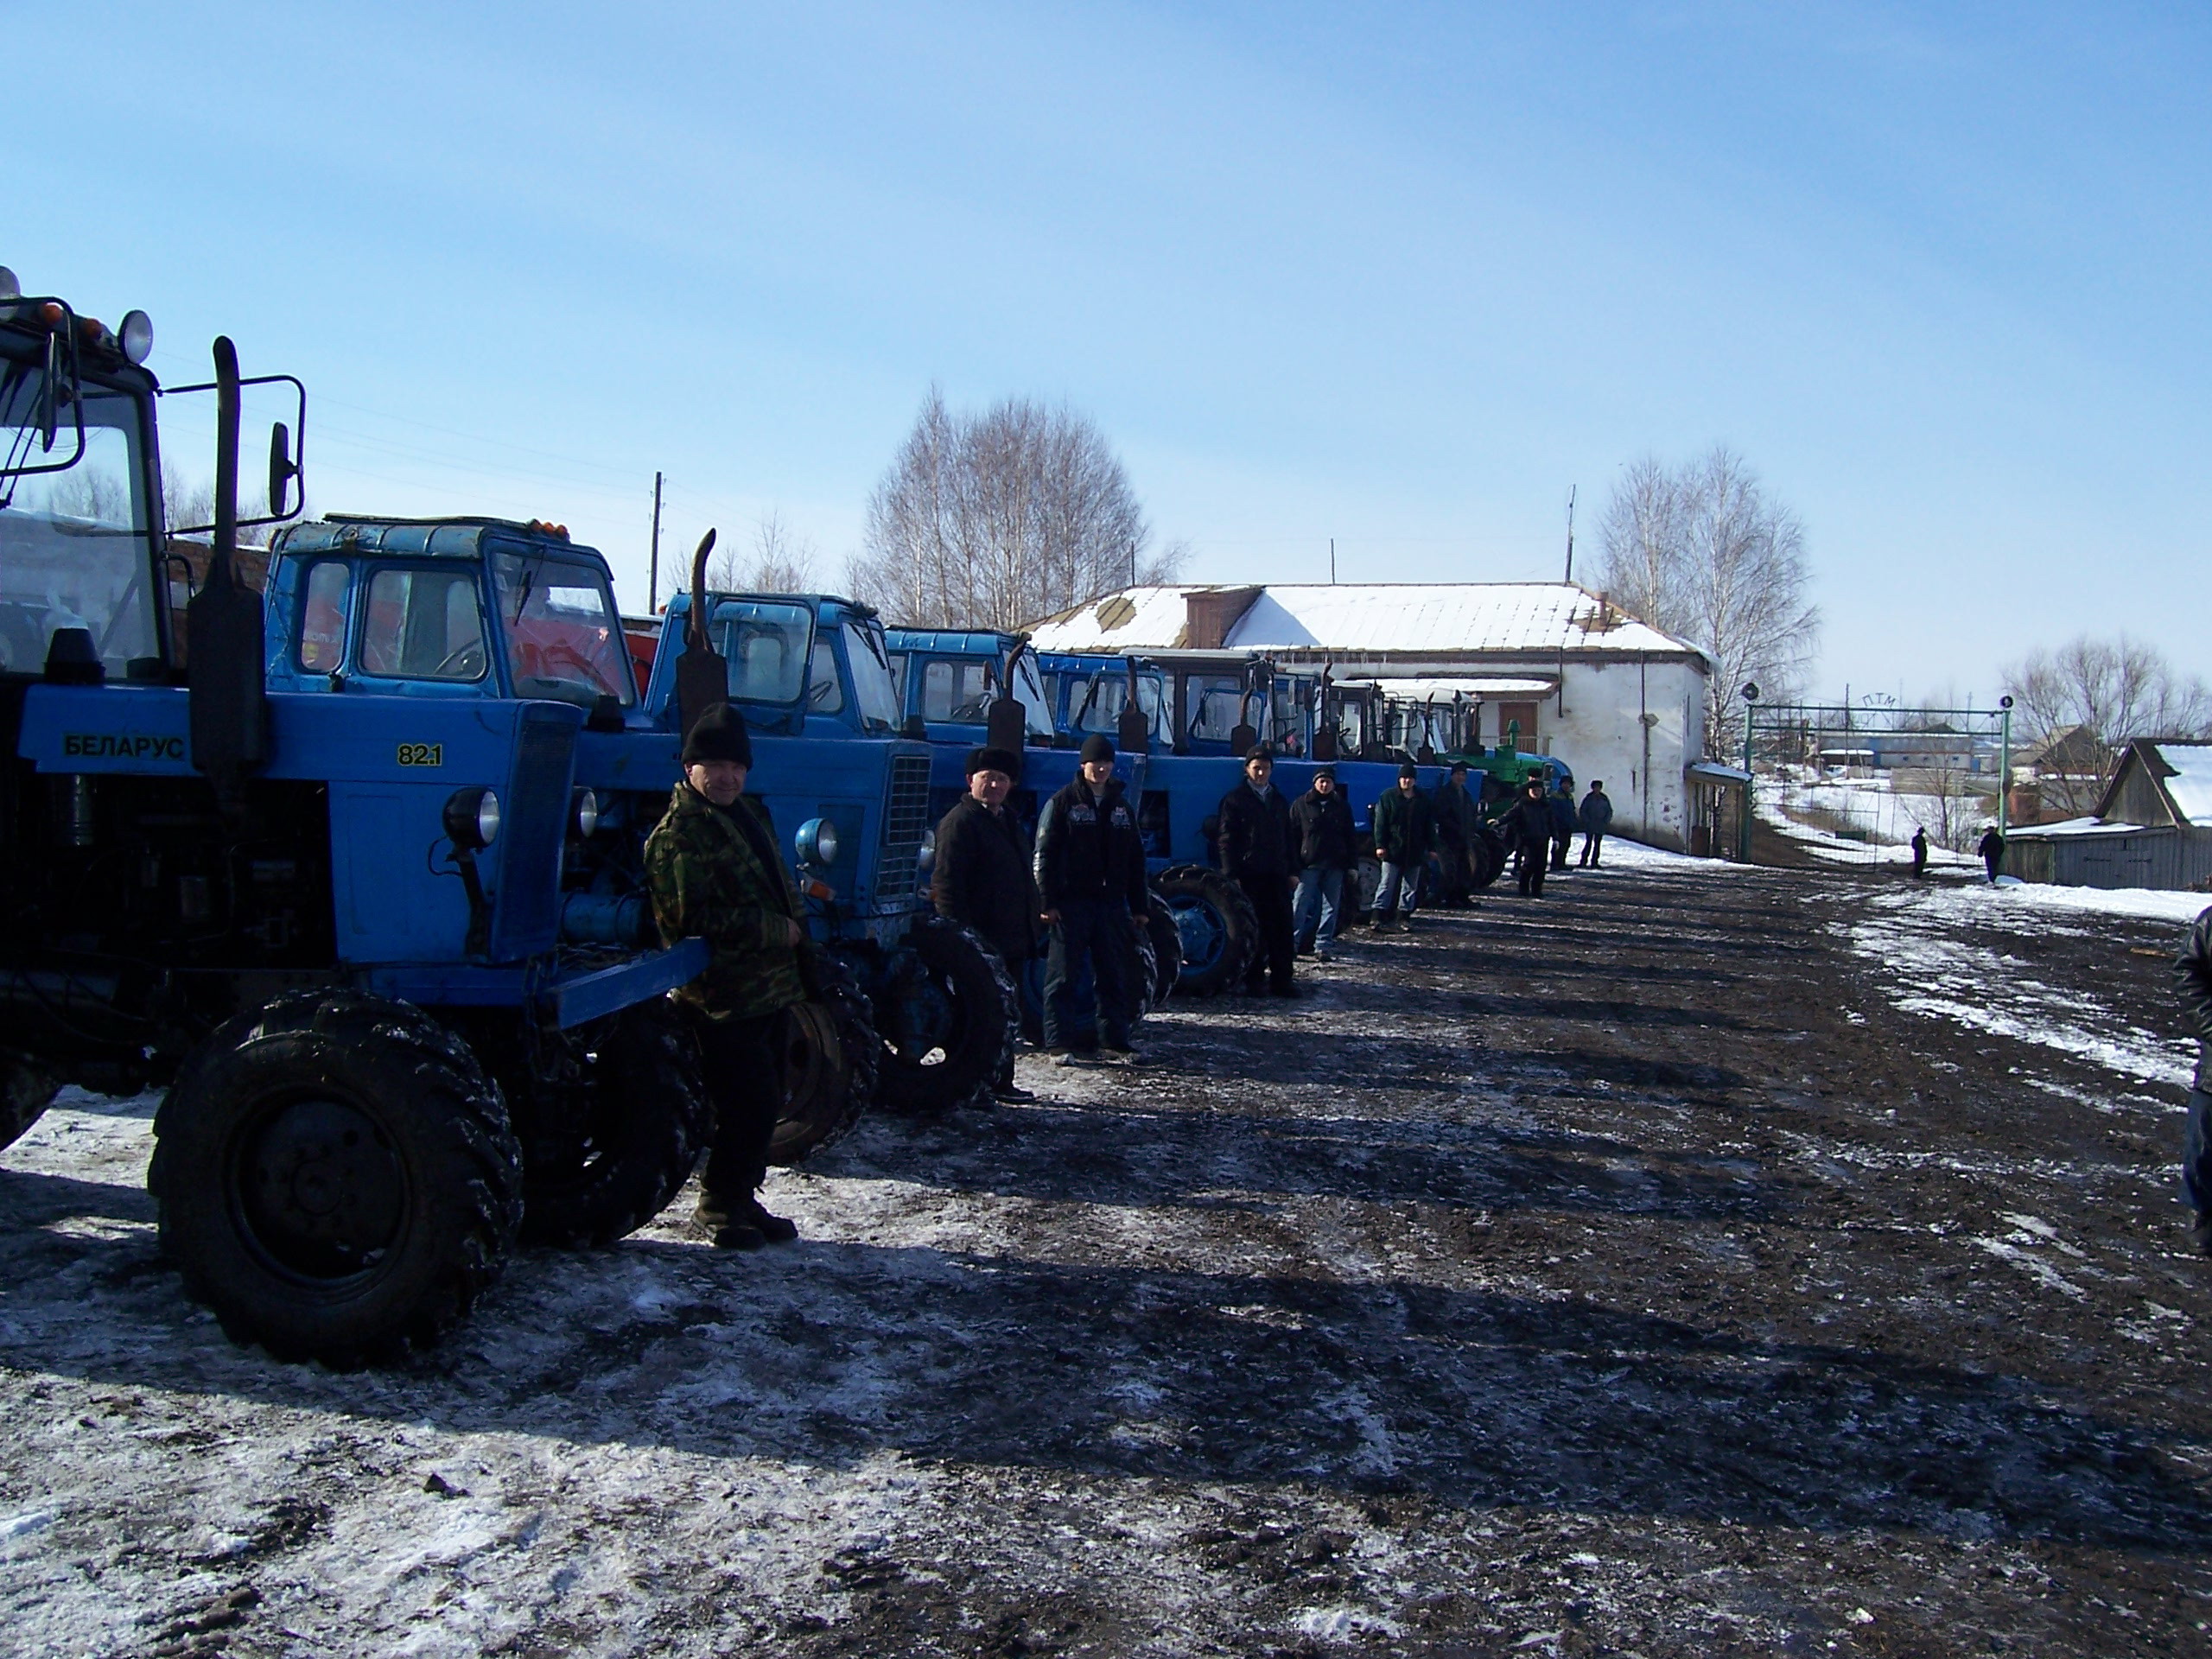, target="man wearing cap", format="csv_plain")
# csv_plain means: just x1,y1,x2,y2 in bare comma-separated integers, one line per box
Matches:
1217,744,1297,996
1371,762,1433,930
1290,764,1356,960
1432,761,1478,907
1497,777,1554,898
1577,780,1613,868
644,704,806,1249
1034,734,1148,1065
933,745,1041,1102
